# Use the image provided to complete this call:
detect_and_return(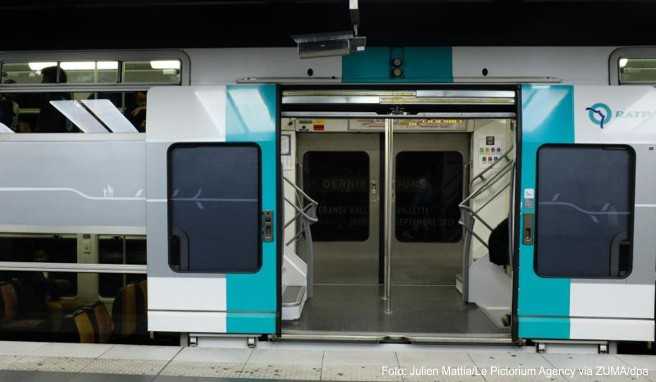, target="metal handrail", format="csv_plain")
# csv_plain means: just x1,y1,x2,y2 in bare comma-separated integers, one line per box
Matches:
459,150,515,303
470,145,514,187
282,175,319,300
283,176,319,206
